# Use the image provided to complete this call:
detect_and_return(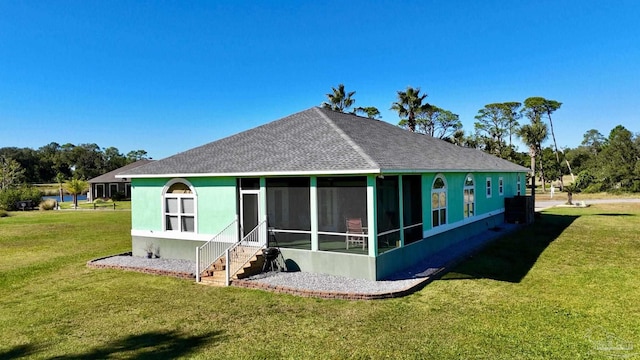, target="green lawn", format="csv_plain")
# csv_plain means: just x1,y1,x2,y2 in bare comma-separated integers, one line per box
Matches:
1,204,639,359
